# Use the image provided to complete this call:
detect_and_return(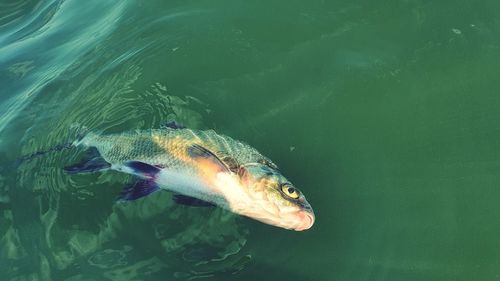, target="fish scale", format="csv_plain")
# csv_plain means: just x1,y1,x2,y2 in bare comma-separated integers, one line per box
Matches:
80,129,274,172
